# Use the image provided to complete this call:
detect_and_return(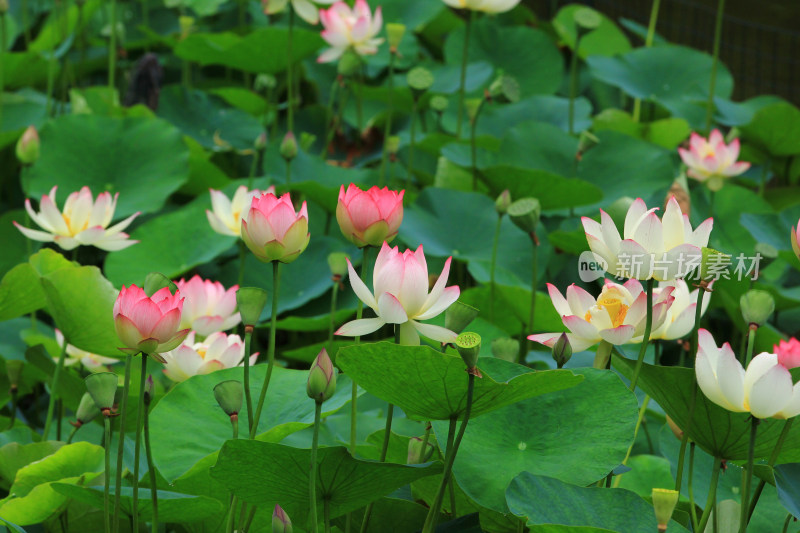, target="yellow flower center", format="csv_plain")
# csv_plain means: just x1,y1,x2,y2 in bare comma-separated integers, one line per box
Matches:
702,145,716,158
586,297,629,328
197,348,207,360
